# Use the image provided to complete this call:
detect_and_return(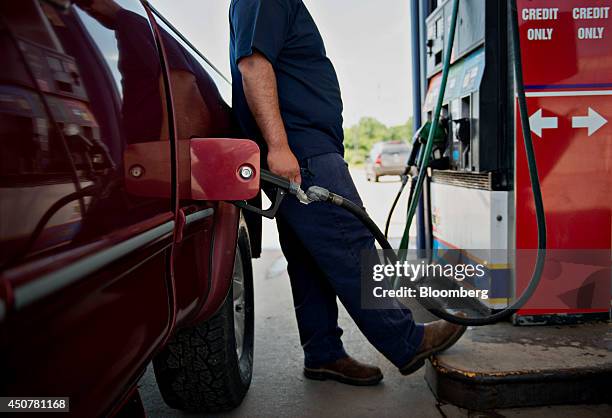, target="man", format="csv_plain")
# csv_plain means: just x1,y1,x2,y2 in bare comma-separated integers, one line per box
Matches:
230,0,465,386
